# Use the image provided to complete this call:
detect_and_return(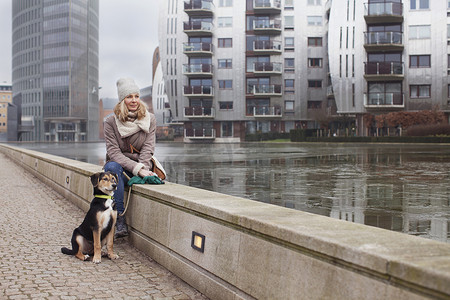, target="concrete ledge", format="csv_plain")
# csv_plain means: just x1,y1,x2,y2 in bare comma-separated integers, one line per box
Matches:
1,144,449,300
